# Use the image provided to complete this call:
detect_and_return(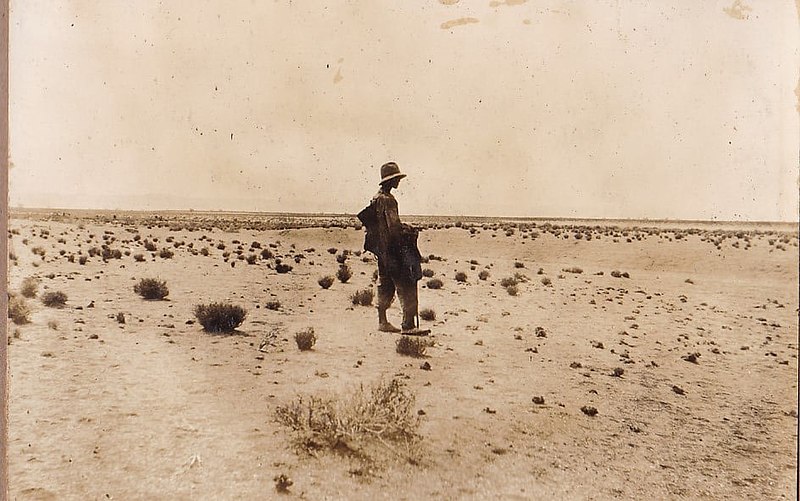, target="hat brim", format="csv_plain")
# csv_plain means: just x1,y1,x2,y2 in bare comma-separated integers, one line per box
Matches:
379,172,407,185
